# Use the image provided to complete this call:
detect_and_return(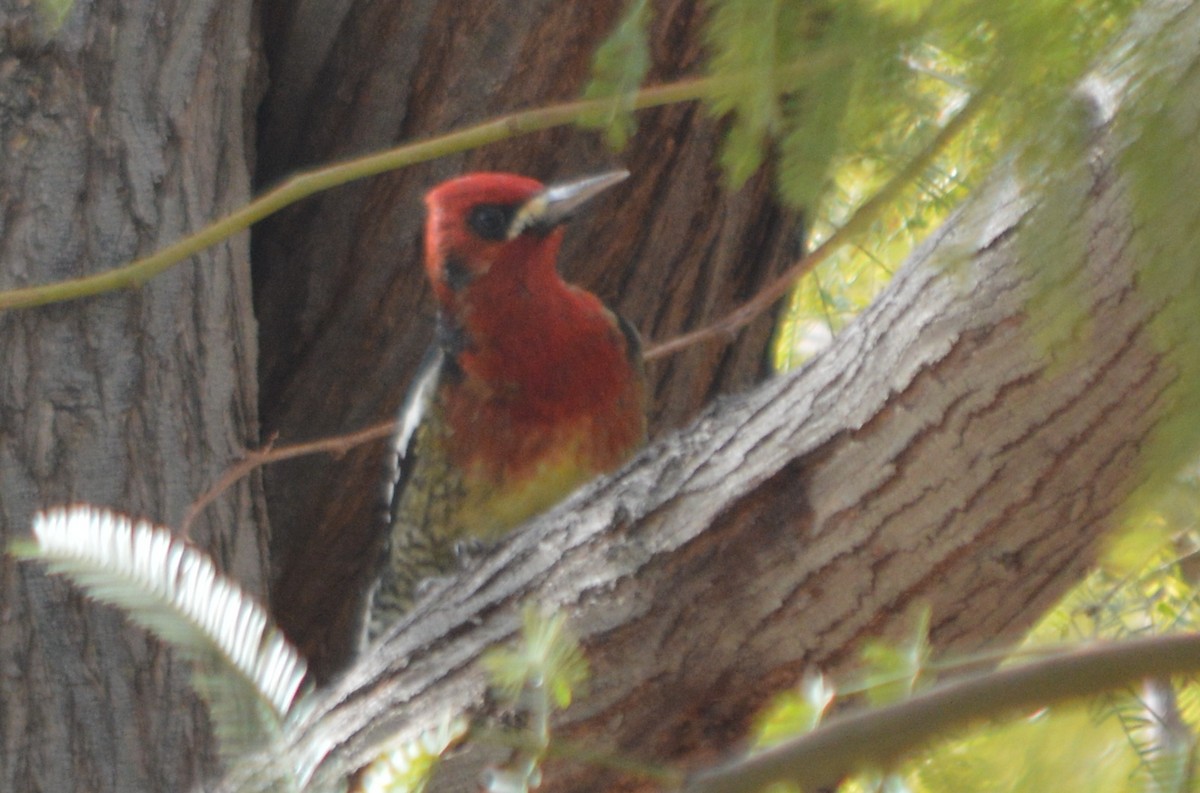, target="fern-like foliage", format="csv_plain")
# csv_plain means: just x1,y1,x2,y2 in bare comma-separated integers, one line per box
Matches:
697,0,1139,372
702,0,1139,205
13,505,310,763
582,0,651,150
